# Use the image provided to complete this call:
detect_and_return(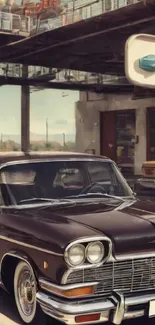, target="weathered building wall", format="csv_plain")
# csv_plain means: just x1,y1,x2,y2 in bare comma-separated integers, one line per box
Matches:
75,92,155,174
